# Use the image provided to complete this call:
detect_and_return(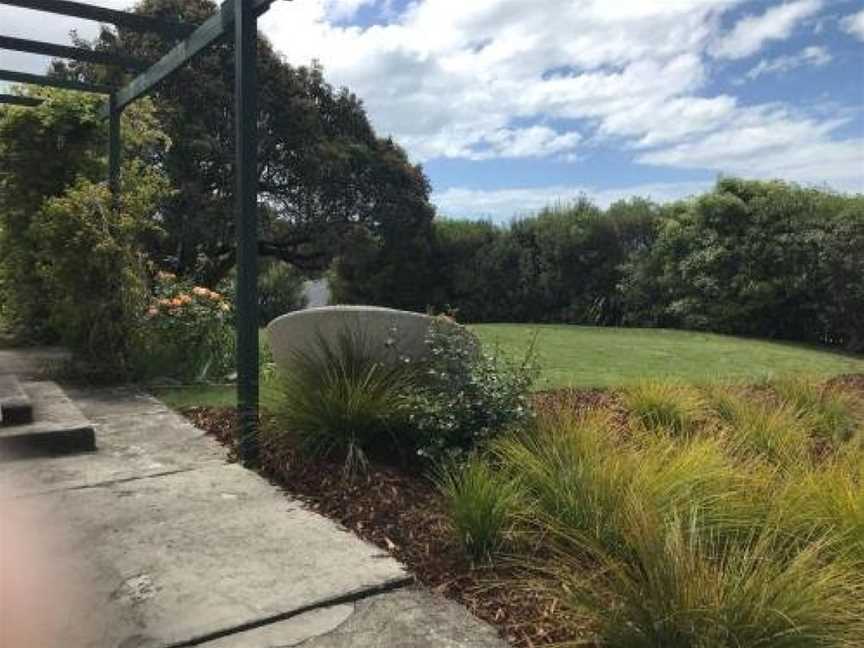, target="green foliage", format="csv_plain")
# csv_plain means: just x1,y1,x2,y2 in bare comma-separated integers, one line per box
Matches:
559,506,864,648
427,180,863,352
267,319,536,472
619,179,864,351
436,455,522,562
717,396,810,466
773,377,862,444
440,377,864,645
258,260,307,325
624,380,706,435
30,168,166,372
0,89,173,375
0,89,106,338
135,273,235,381
268,329,417,475
407,320,537,461
491,409,631,553
62,0,436,298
